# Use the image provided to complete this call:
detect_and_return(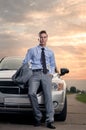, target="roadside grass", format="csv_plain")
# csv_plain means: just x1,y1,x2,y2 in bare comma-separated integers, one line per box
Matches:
76,93,86,103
